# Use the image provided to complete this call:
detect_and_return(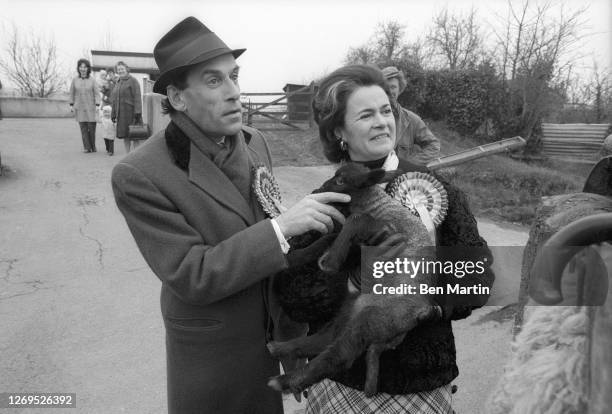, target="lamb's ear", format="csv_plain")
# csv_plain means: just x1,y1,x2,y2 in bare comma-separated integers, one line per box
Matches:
364,169,388,186
382,169,404,183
